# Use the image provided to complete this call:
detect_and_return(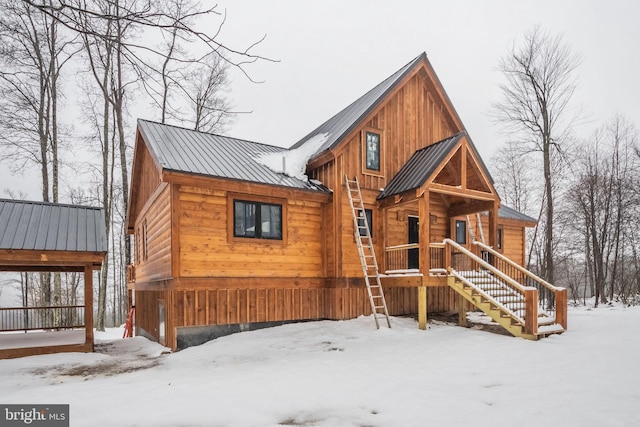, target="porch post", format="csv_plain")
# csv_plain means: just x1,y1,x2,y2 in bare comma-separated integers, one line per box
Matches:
418,190,430,329
84,264,94,351
488,203,499,249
